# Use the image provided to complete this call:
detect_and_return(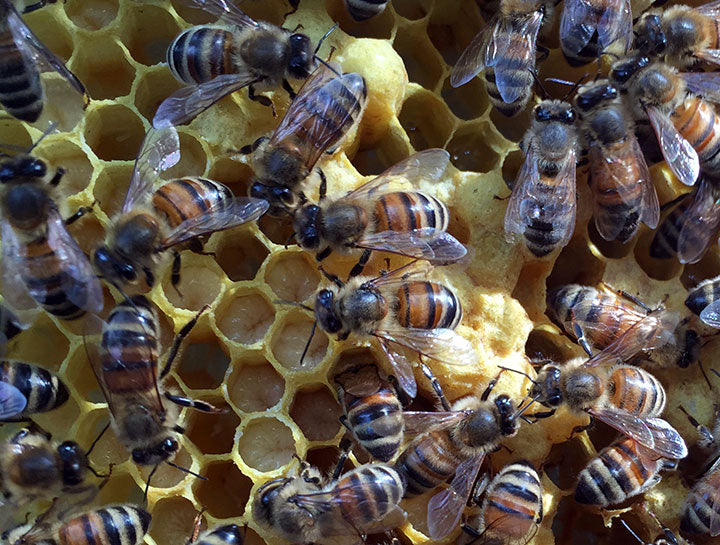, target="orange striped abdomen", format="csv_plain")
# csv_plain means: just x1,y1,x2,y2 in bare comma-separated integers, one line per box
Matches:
682,466,720,535
482,462,543,539
0,360,68,416
57,505,151,545
167,27,237,85
372,191,448,233
0,22,42,122
609,365,666,417
395,428,464,496
152,177,233,229
671,96,720,176
578,295,644,349
395,281,461,330
334,465,404,530
344,387,403,462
